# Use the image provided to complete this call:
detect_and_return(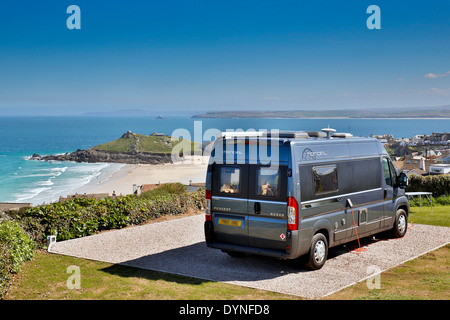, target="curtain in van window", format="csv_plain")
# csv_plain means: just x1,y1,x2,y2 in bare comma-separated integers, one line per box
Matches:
220,167,240,193
256,168,280,197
